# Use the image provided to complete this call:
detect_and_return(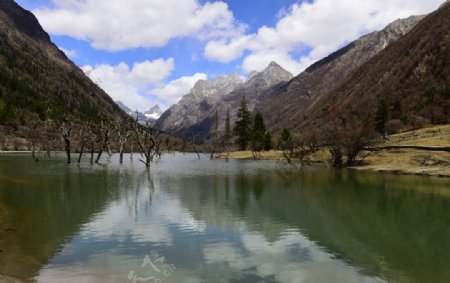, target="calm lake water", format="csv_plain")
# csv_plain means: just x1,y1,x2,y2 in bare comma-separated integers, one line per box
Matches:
0,153,449,283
